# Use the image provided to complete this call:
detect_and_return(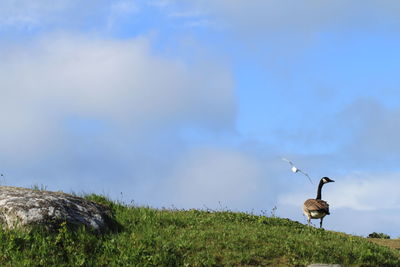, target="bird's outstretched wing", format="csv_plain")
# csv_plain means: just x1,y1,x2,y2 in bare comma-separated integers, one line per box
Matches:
298,169,313,184
281,157,294,166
